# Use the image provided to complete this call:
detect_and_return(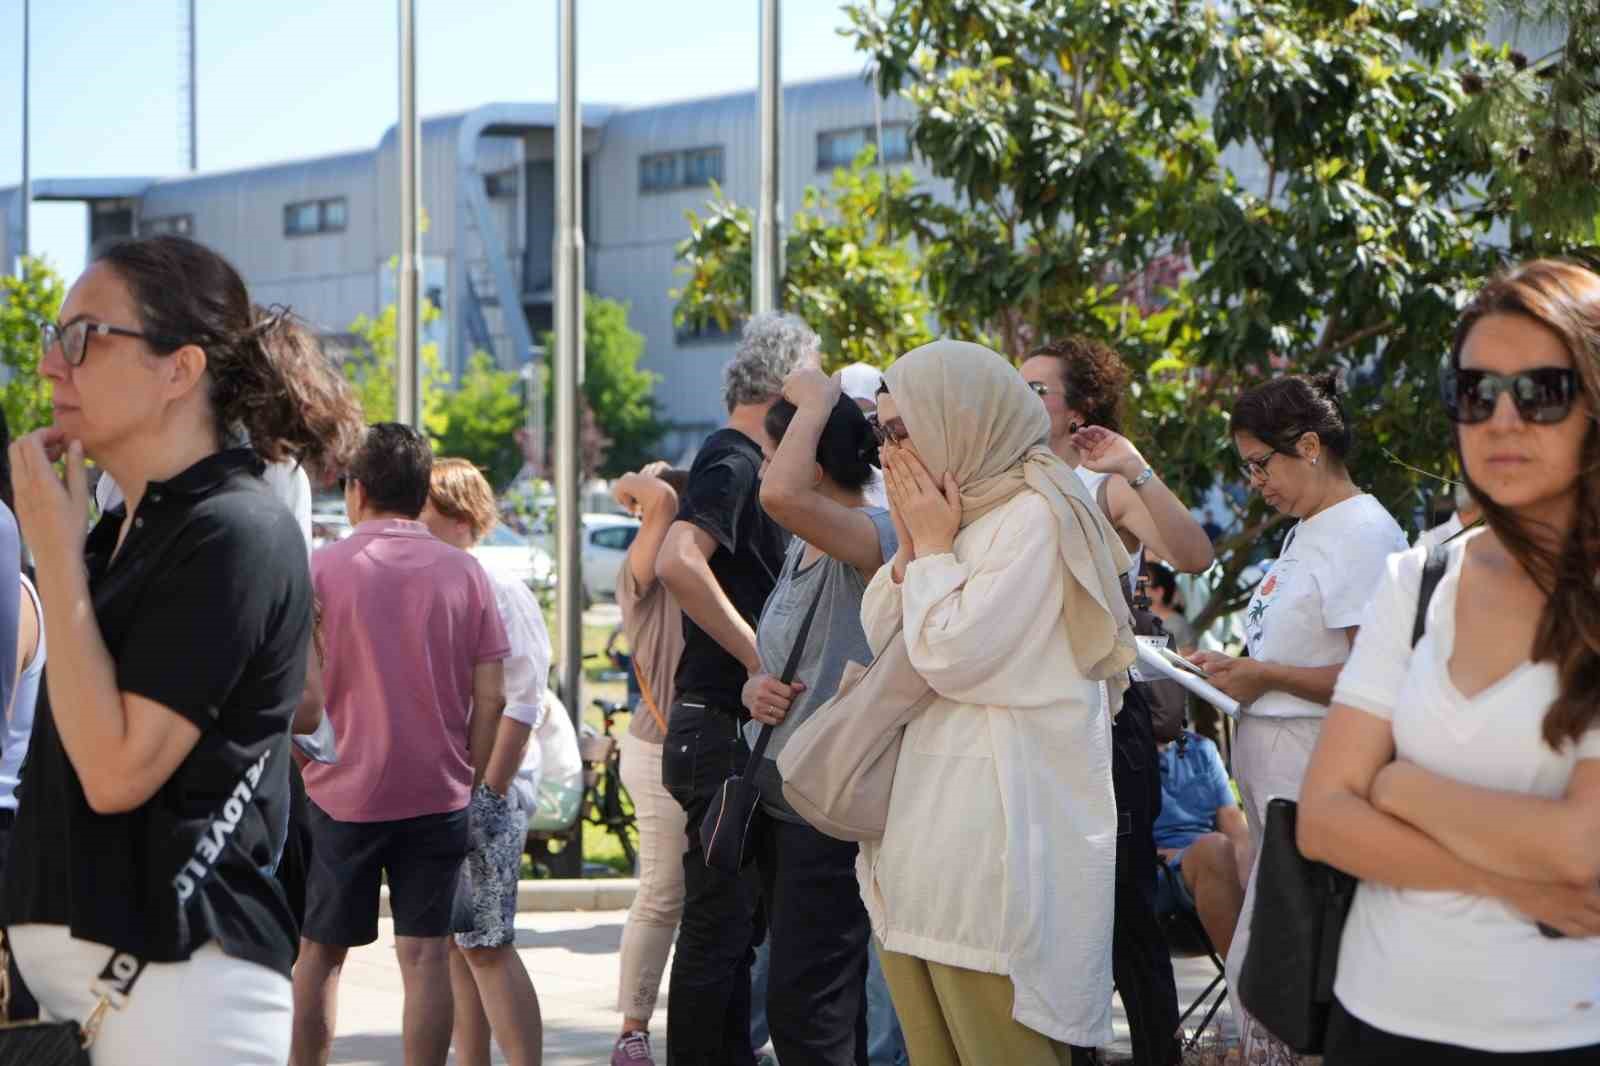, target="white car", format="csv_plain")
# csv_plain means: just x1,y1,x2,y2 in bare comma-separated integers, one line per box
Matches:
472,524,556,591
581,513,640,602
310,512,352,552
